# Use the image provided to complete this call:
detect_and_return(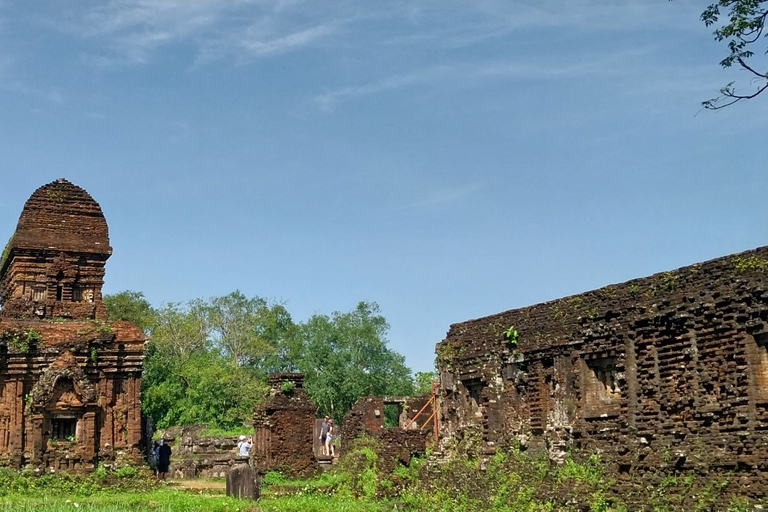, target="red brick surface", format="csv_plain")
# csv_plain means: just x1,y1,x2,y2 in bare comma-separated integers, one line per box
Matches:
437,246,768,507
0,179,144,471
